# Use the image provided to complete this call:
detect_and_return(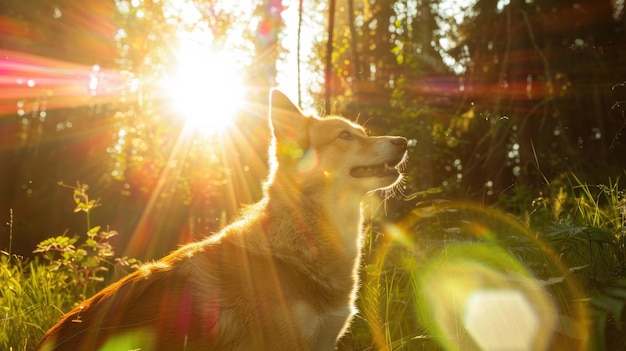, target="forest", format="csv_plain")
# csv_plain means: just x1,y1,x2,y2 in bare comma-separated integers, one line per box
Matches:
1,0,626,350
